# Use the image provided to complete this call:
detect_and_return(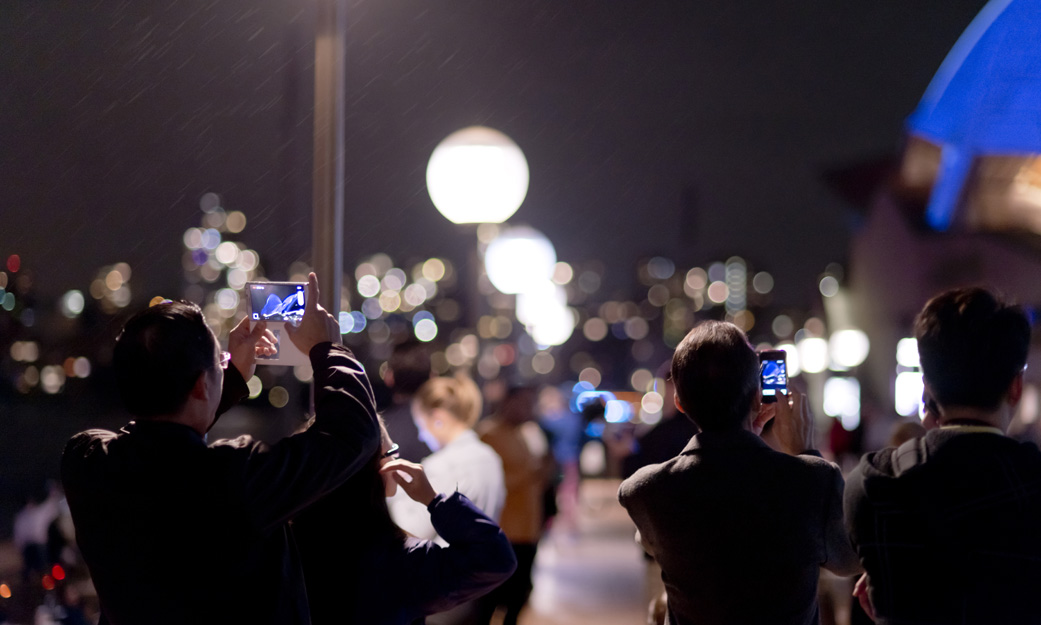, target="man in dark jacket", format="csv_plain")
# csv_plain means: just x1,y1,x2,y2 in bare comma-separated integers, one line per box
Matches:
62,273,380,625
845,287,1040,624
618,321,860,625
